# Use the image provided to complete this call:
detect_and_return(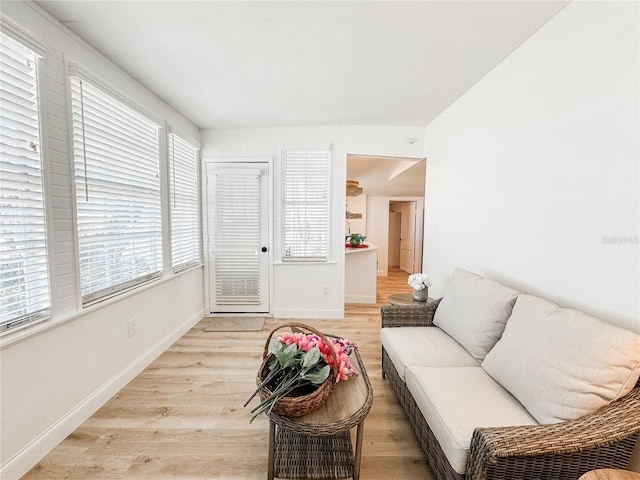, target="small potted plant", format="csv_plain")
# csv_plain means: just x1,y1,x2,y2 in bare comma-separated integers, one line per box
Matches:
347,233,366,247
408,273,432,302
